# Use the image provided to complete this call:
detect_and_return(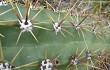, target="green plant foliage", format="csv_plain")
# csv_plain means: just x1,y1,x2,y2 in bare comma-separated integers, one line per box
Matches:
0,1,110,70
